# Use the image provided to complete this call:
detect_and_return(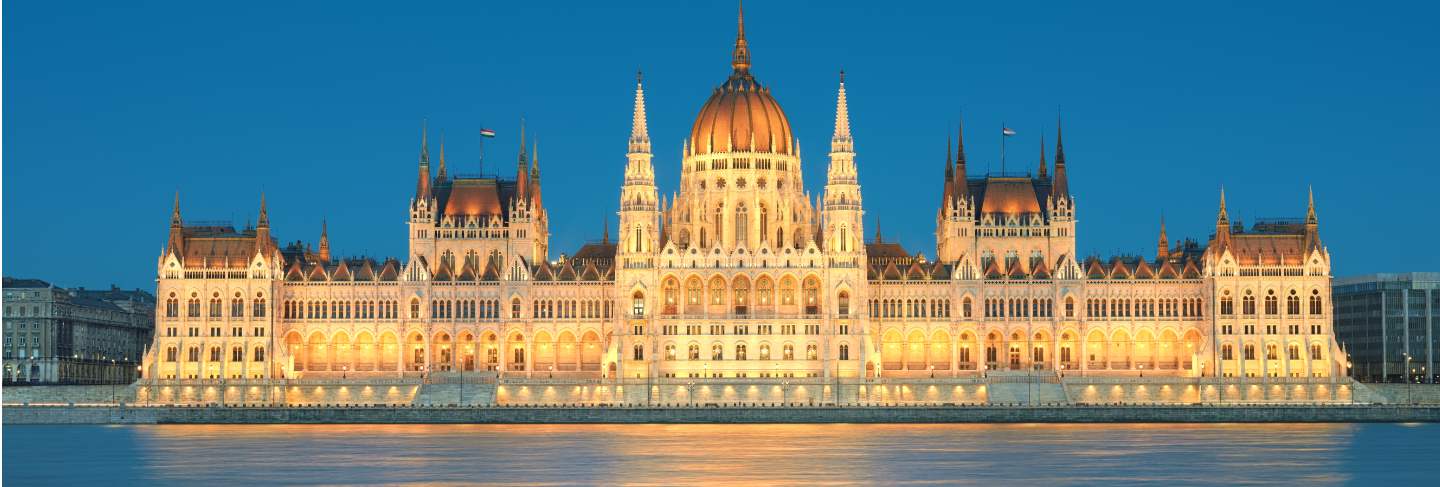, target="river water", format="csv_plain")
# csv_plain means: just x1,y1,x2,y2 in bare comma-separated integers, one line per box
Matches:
3,423,1435,485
